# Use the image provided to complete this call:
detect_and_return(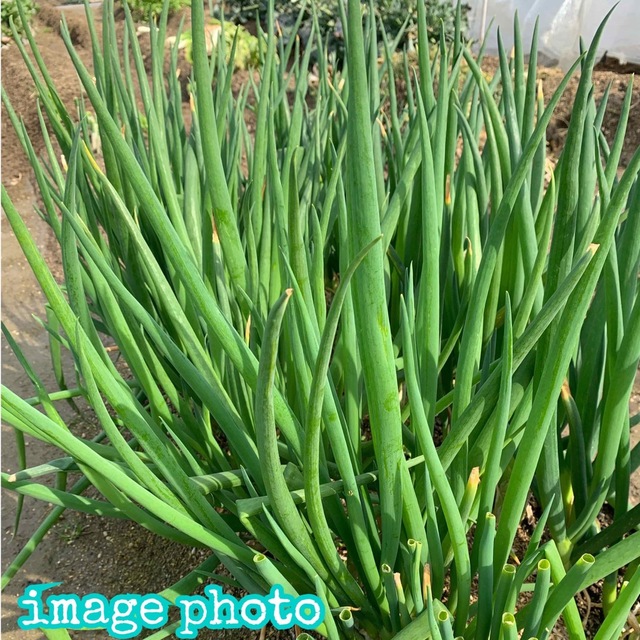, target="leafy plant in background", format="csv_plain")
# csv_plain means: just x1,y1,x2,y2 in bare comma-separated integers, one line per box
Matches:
121,0,189,19
221,0,469,53
1,0,36,37
176,18,263,68
371,0,467,44
2,0,640,637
